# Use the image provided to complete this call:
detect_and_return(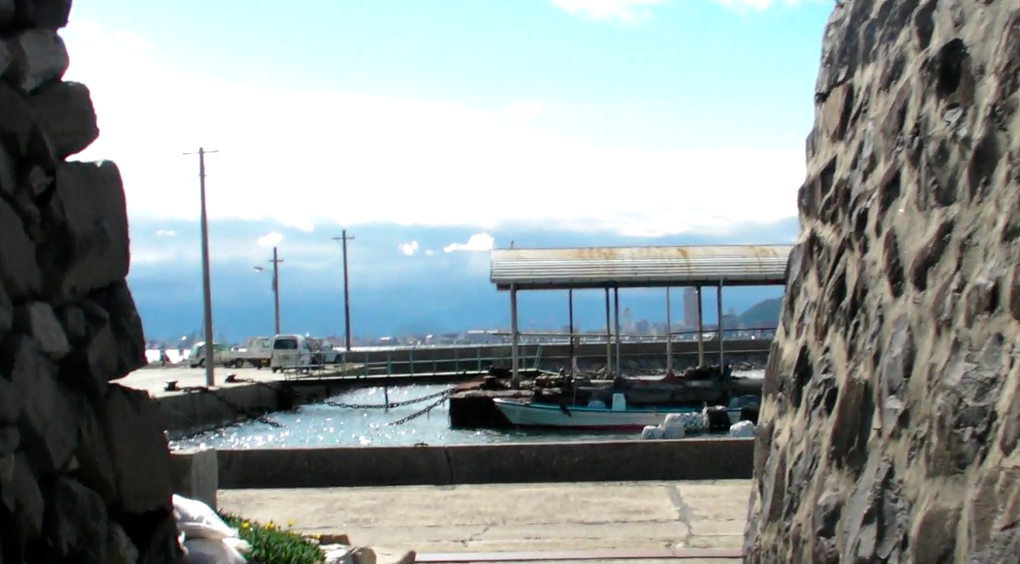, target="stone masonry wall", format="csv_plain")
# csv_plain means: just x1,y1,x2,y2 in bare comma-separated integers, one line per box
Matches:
744,0,1020,562
0,1,181,563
